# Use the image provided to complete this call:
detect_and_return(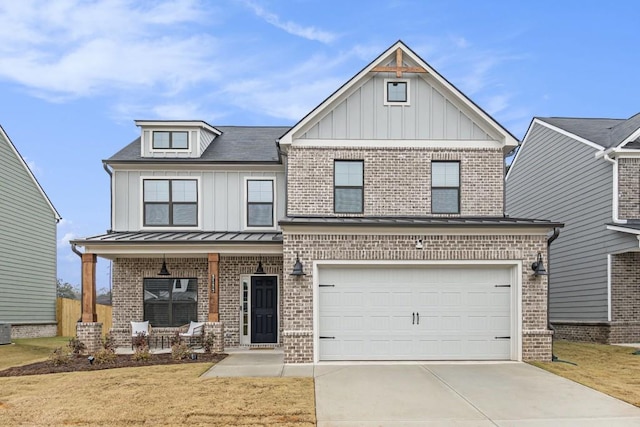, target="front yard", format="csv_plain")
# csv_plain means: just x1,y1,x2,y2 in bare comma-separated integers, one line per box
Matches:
530,340,640,407
0,338,316,426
